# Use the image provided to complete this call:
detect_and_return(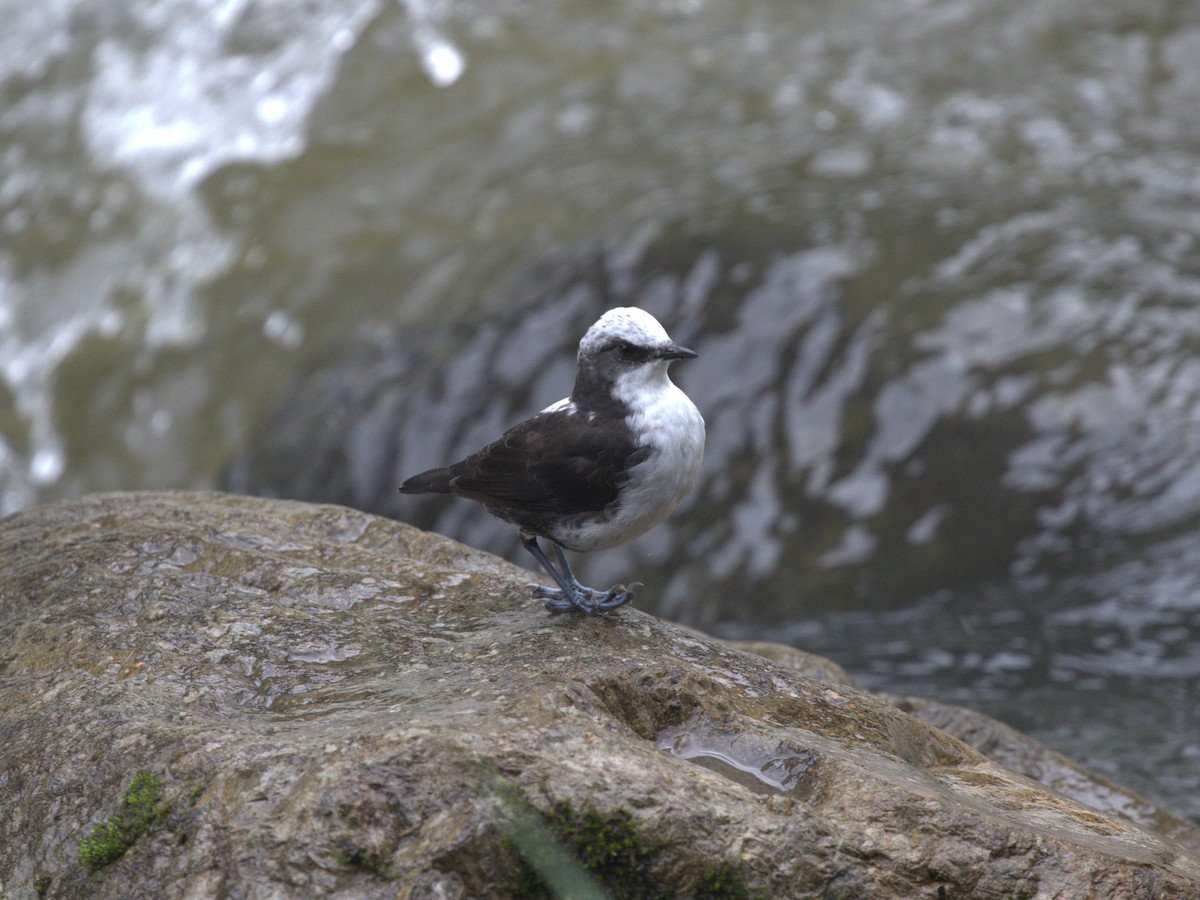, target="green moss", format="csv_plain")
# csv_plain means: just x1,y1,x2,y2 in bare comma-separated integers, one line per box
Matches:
332,839,395,880
504,801,748,900
693,864,753,899
77,772,168,872
33,872,53,897
500,796,604,899
186,783,205,806
547,802,655,894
